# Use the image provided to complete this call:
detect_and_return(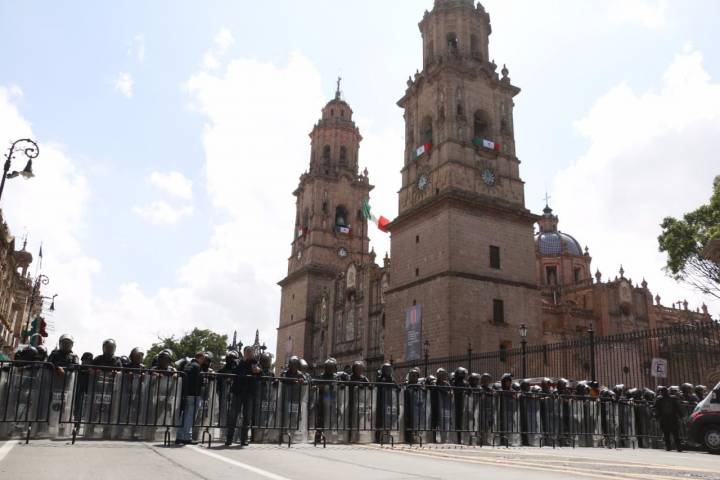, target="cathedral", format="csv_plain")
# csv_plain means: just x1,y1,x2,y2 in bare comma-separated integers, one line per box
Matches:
275,0,711,370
